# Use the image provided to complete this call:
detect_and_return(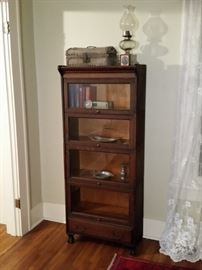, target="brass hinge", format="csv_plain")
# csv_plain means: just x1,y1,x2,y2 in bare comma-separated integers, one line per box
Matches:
15,198,21,209
3,21,10,34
